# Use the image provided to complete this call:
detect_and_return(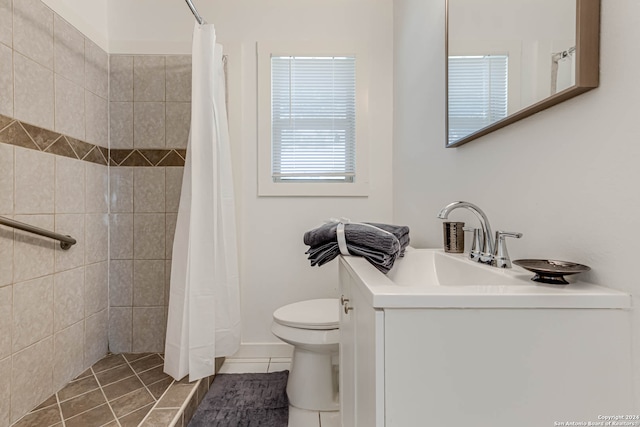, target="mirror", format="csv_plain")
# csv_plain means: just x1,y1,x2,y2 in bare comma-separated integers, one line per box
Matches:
446,0,600,147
